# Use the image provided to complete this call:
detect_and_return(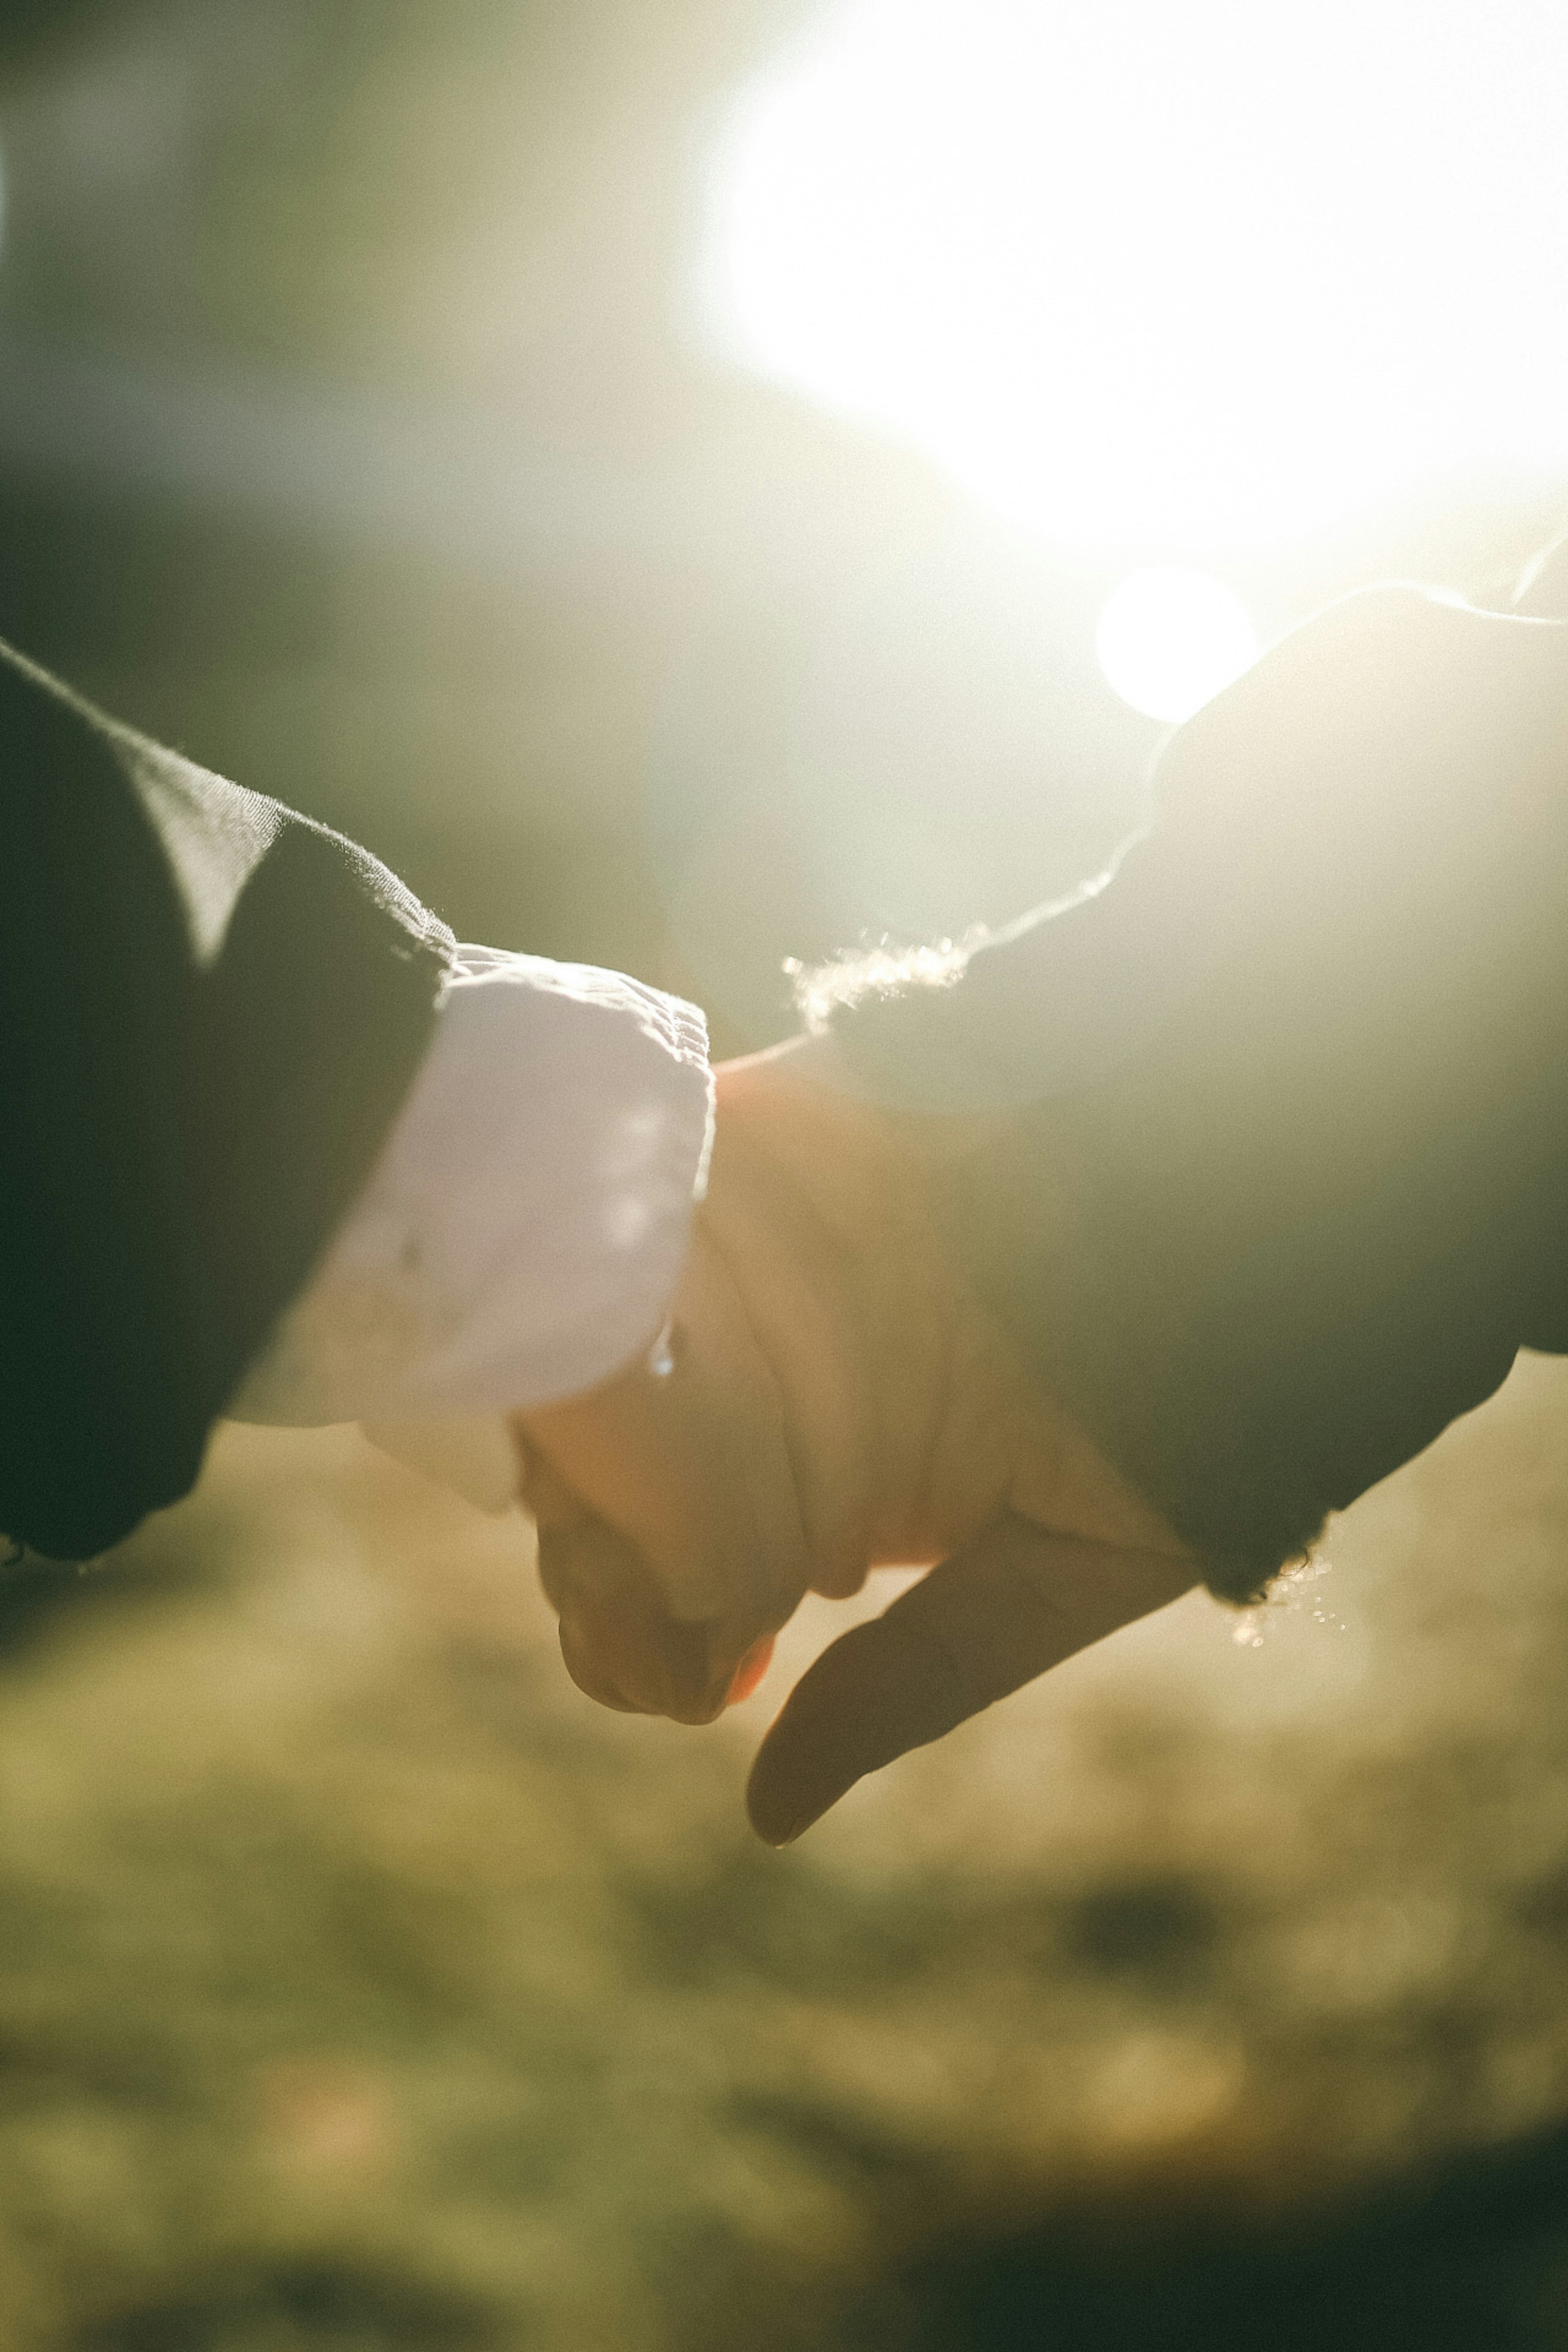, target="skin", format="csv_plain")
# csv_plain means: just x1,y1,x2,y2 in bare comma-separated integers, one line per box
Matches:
514,1042,1195,1844
516,536,1568,1844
